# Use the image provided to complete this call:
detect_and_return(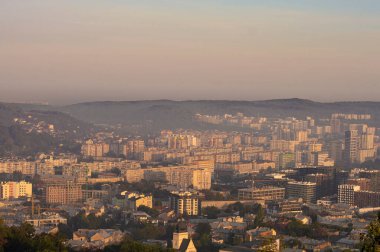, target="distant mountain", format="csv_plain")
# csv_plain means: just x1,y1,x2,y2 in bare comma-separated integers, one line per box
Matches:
2,98,380,152
59,99,380,130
